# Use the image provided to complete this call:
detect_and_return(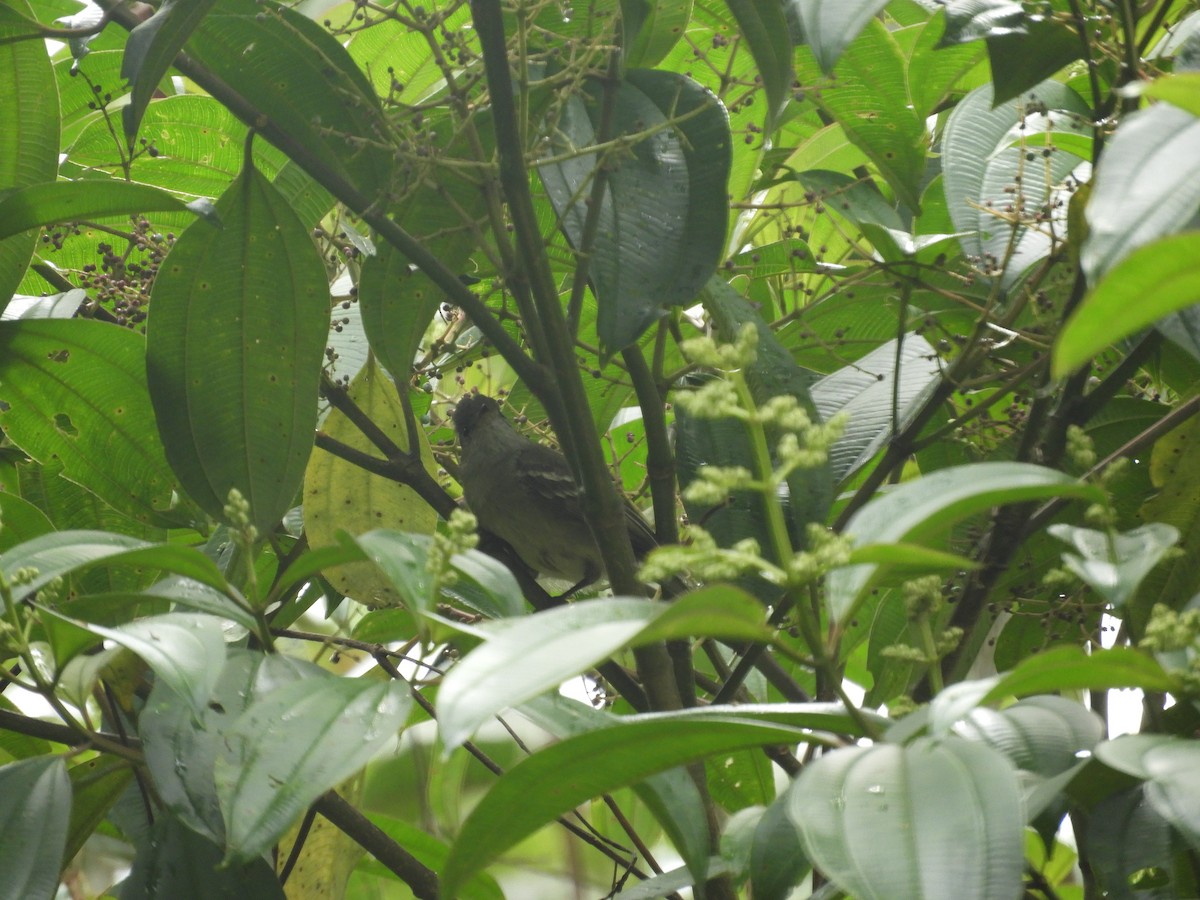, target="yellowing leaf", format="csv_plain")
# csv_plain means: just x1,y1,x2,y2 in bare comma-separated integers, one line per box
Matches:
304,360,438,607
